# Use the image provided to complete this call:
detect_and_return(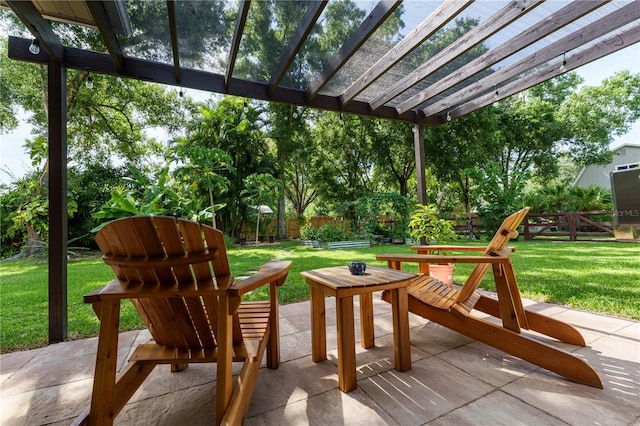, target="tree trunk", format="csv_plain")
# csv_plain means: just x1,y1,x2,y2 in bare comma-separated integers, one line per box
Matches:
277,191,286,240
